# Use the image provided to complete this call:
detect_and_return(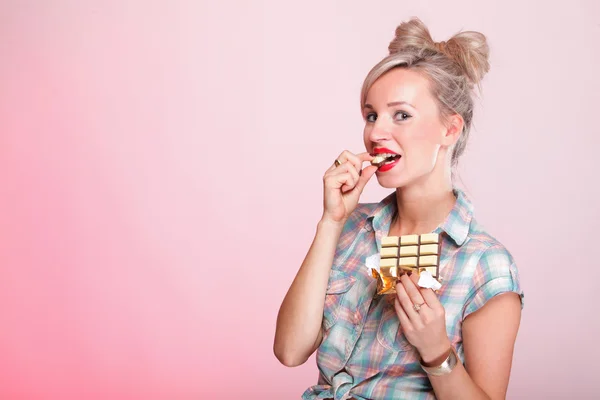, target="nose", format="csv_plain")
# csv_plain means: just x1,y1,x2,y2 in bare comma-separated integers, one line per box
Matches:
368,113,392,143
367,120,393,143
